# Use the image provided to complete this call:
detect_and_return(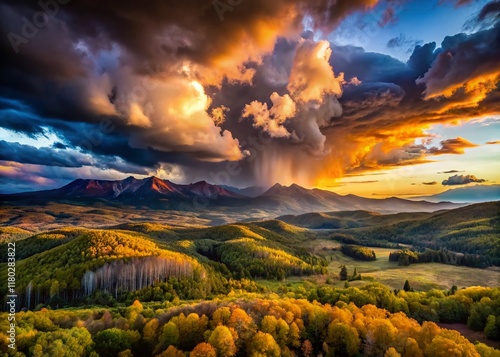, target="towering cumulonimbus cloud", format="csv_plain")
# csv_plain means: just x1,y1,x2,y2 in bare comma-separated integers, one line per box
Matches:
242,40,345,185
